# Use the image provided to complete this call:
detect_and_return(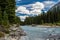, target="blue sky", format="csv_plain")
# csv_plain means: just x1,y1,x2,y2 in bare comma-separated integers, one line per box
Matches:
16,0,58,6
16,0,60,21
